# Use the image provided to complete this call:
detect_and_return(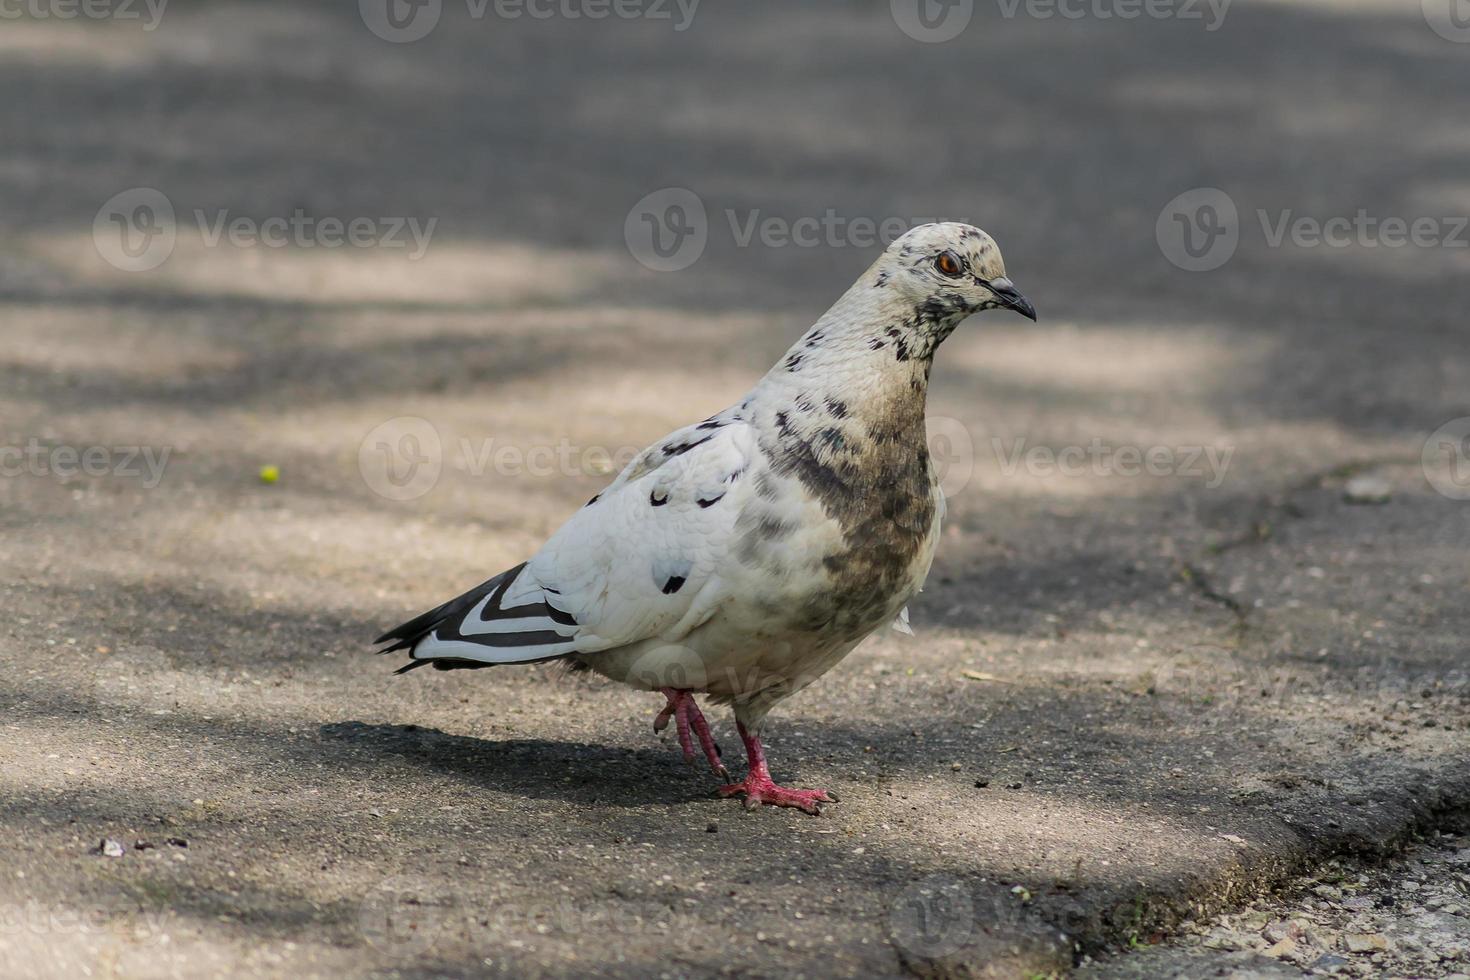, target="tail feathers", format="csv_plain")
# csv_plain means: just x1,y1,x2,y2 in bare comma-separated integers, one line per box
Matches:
393,657,497,675
375,562,527,654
